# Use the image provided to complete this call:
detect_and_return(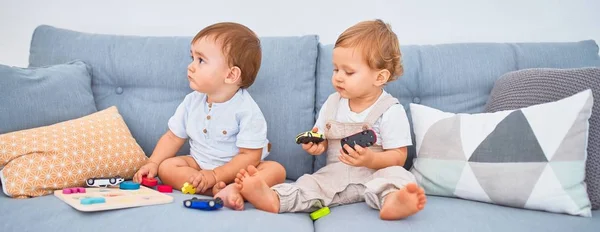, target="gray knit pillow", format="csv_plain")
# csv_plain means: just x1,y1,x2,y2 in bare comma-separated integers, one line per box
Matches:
485,67,600,210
